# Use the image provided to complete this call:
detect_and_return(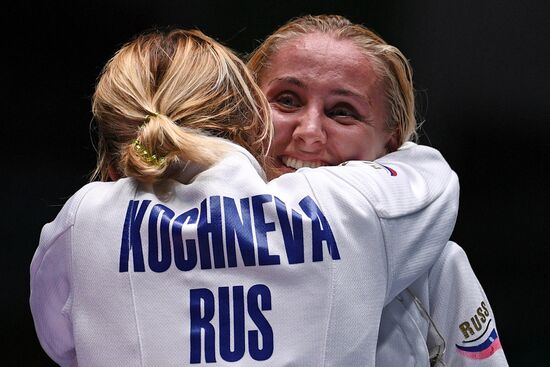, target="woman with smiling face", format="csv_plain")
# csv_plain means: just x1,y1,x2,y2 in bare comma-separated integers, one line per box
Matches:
259,31,396,172
248,15,508,367
249,16,414,174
